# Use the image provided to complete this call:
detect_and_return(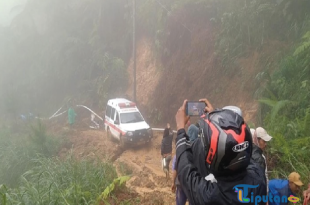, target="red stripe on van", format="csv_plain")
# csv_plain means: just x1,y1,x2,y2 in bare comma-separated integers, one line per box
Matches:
105,120,126,135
